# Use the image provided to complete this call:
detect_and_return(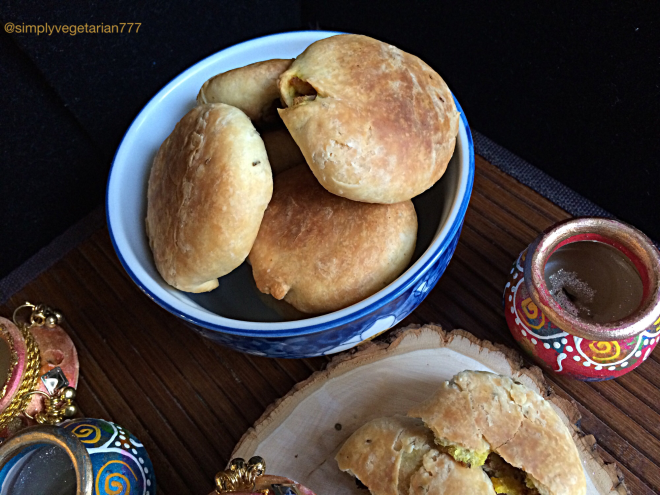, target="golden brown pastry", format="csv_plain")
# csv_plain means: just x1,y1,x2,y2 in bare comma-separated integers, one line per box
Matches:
197,59,292,126
335,416,435,495
409,450,496,495
278,34,459,204
336,416,496,495
261,127,305,175
248,165,417,314
146,103,272,293
408,371,586,495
